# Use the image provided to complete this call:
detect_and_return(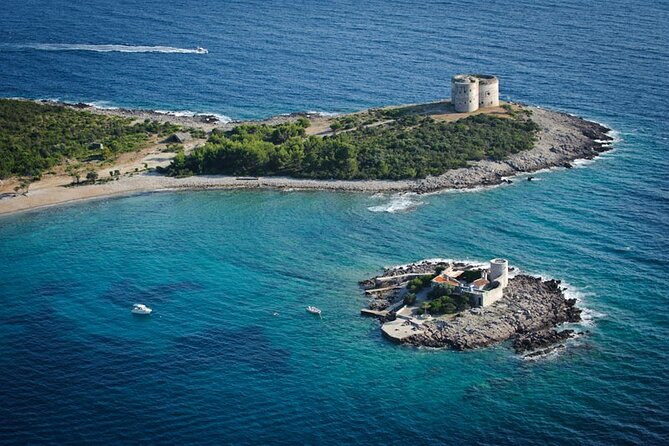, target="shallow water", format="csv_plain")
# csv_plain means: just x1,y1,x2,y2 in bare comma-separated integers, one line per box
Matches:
1,0,668,444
